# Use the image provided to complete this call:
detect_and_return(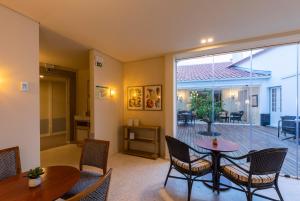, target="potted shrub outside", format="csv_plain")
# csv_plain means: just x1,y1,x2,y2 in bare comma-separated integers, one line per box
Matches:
27,167,44,188
190,90,222,134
